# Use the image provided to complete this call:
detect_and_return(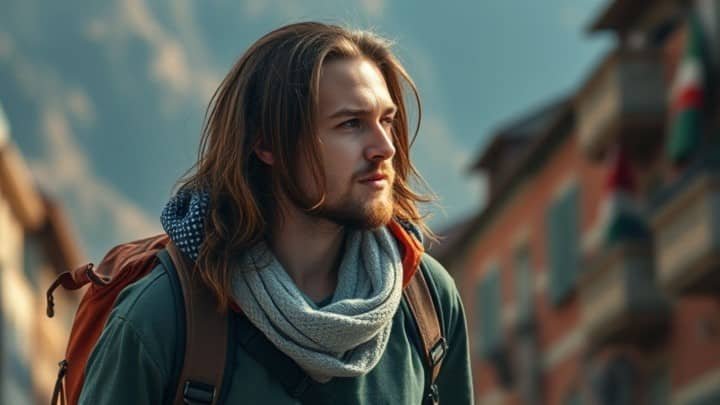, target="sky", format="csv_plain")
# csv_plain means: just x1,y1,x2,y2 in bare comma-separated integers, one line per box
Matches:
0,0,613,261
